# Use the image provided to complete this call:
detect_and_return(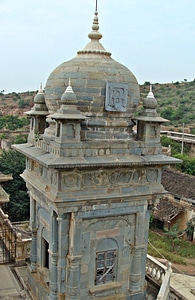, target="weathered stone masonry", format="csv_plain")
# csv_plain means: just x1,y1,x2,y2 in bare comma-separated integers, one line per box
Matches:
13,8,180,300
